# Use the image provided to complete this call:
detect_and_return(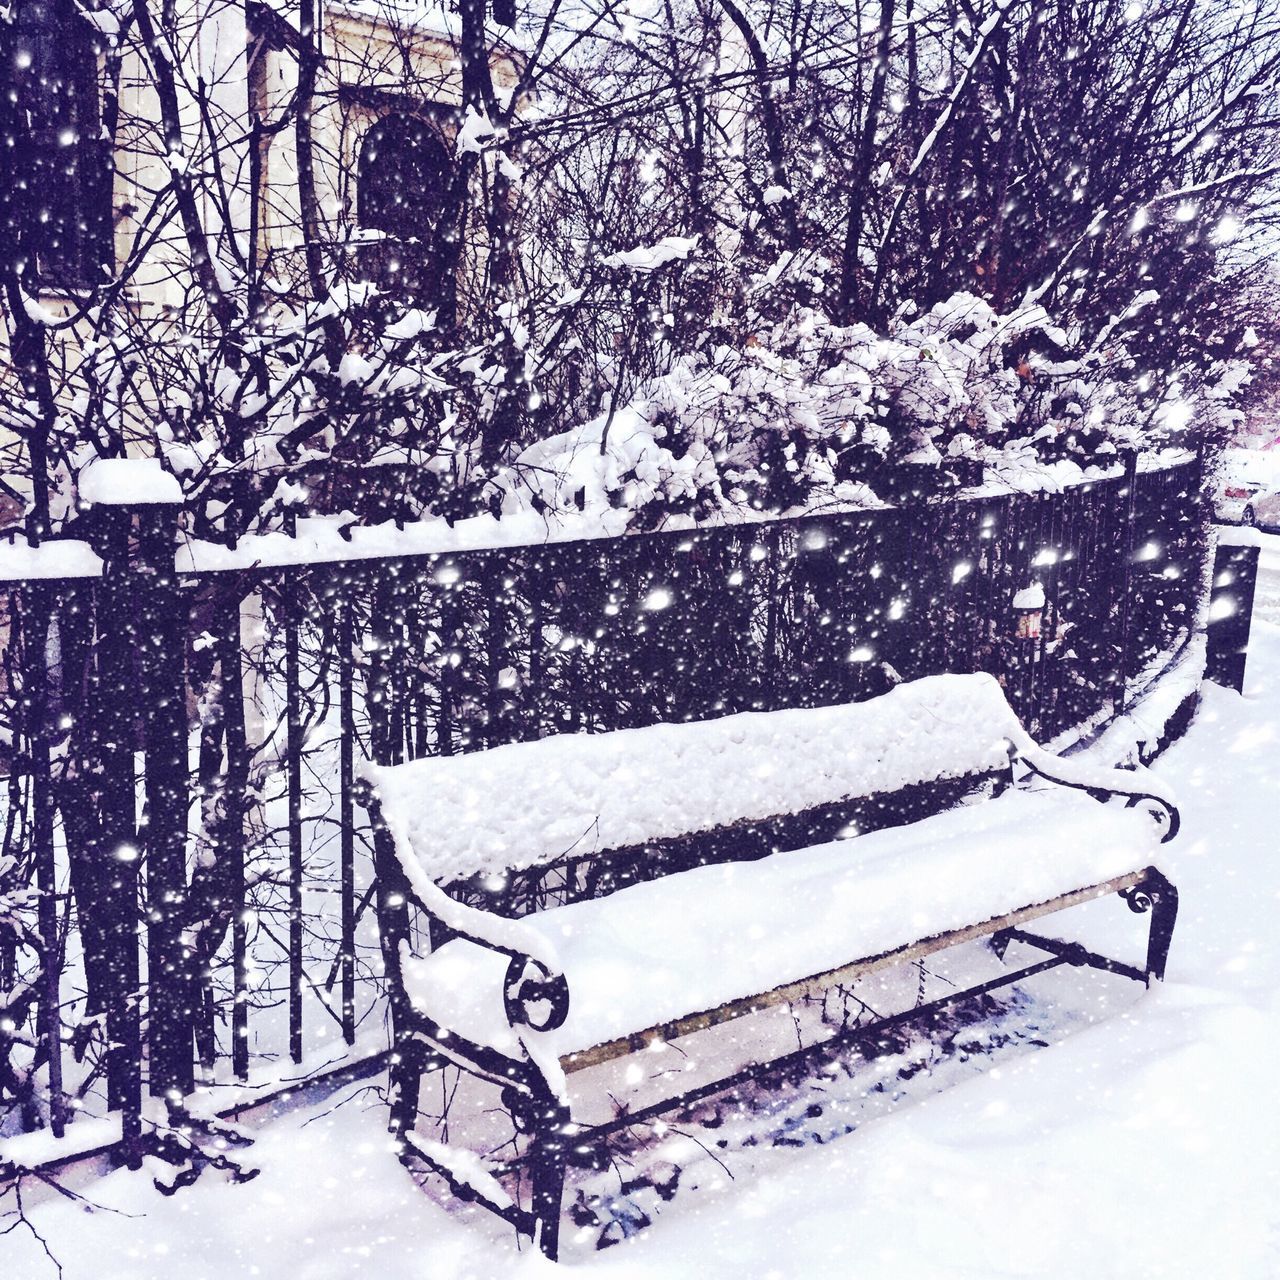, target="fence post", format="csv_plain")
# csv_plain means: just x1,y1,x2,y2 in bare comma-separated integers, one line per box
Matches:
135,500,195,1106
83,464,190,1150
88,502,144,1161
1115,449,1139,713
1206,541,1259,693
